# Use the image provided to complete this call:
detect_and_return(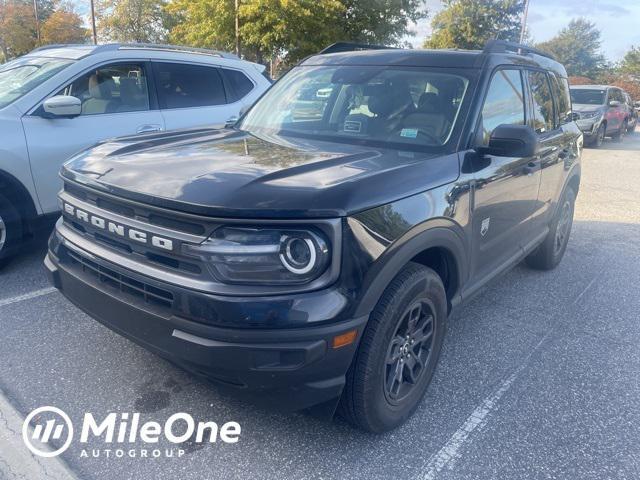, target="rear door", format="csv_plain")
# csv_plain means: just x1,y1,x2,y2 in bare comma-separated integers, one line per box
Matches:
21,62,165,213
470,68,542,282
525,69,565,235
152,61,238,130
